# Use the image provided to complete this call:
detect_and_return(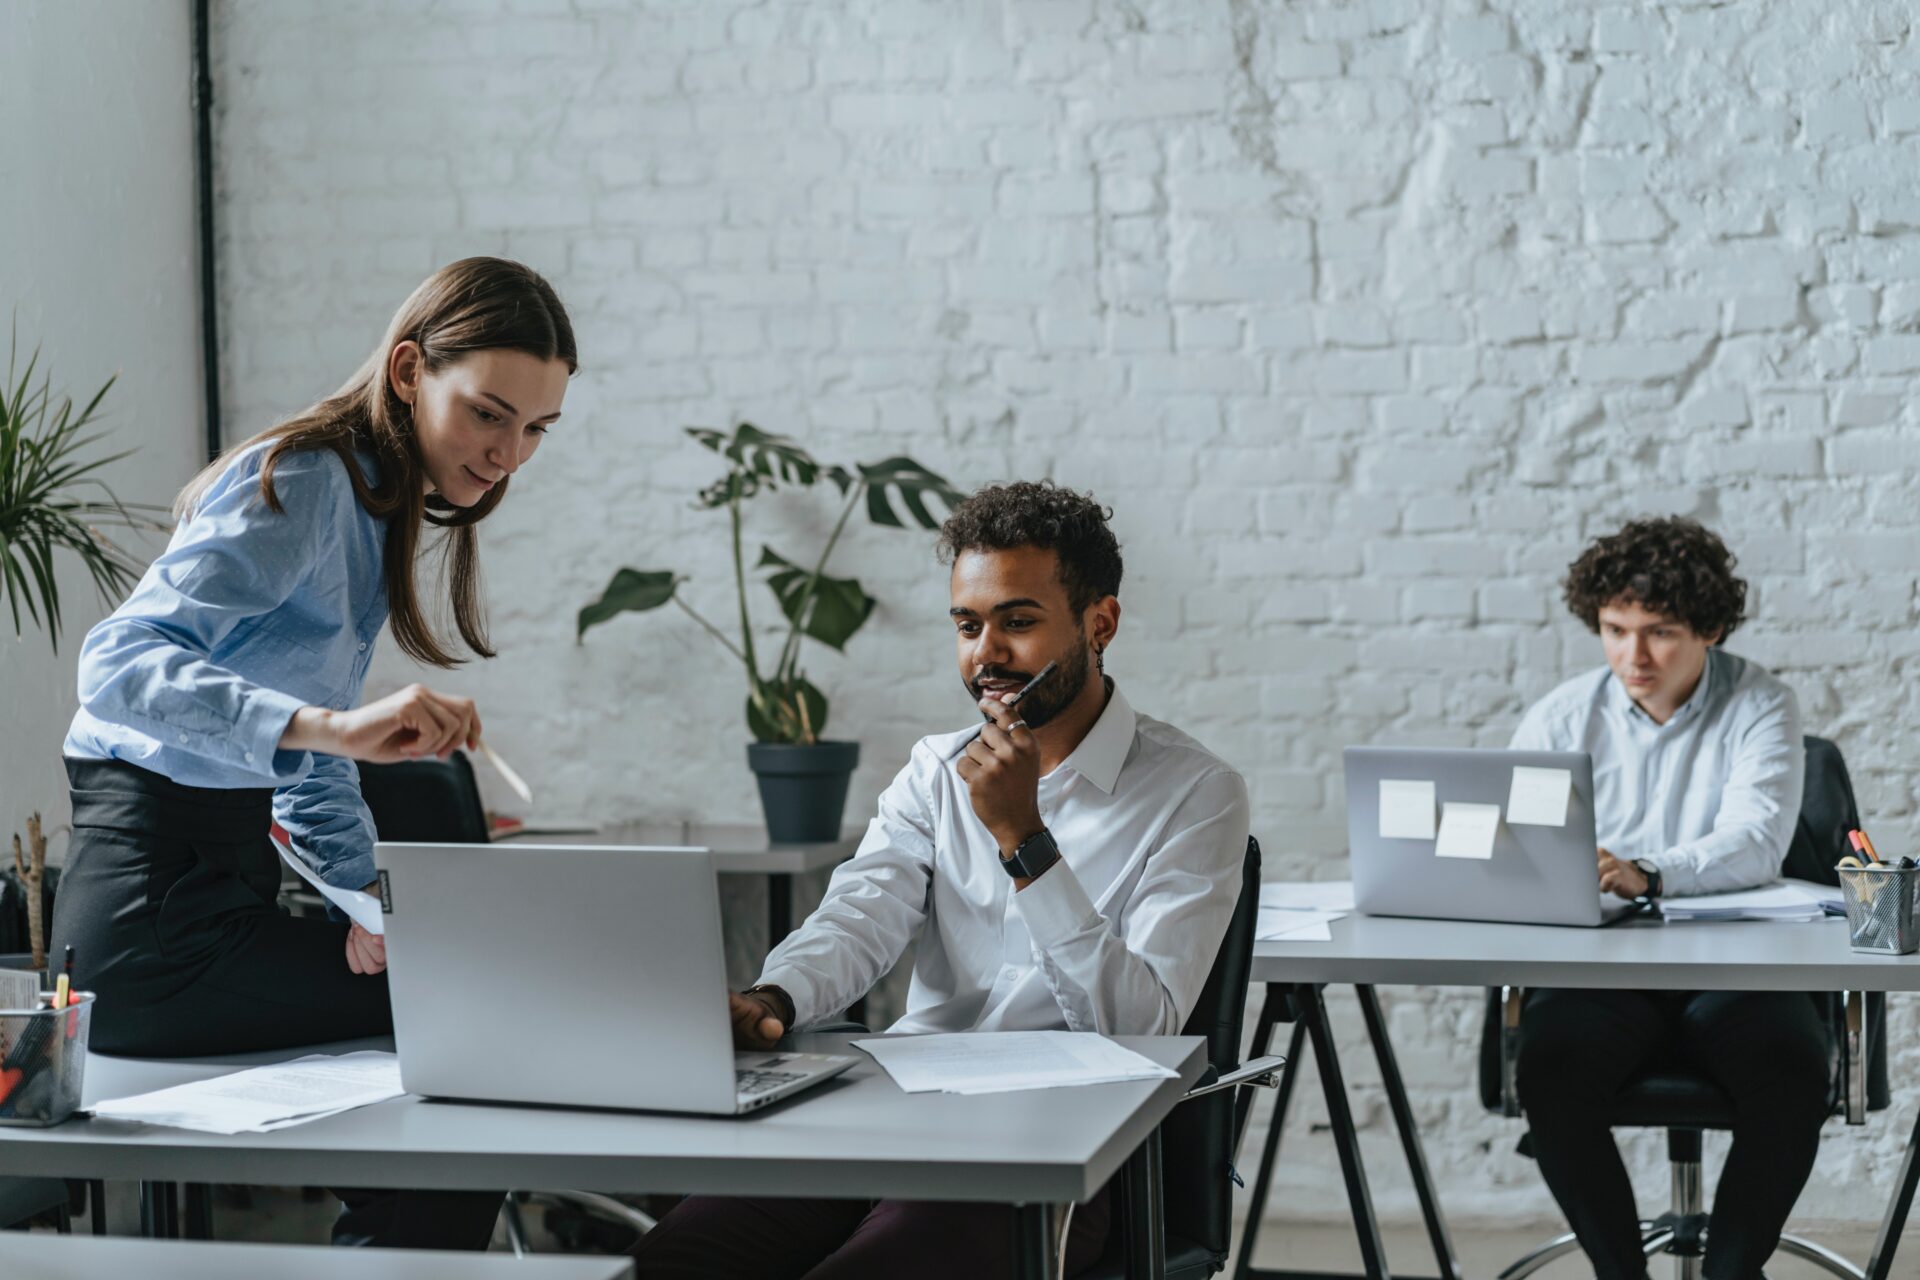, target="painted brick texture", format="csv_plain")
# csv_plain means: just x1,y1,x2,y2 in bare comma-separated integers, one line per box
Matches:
213,0,1920,1228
